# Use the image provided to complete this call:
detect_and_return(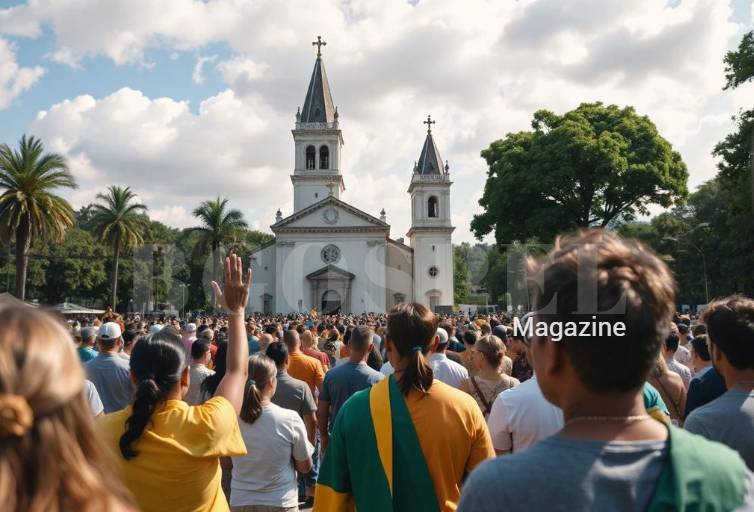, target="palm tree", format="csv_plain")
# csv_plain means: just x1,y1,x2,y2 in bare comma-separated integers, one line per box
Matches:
90,186,148,310
192,197,248,288
0,135,77,300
